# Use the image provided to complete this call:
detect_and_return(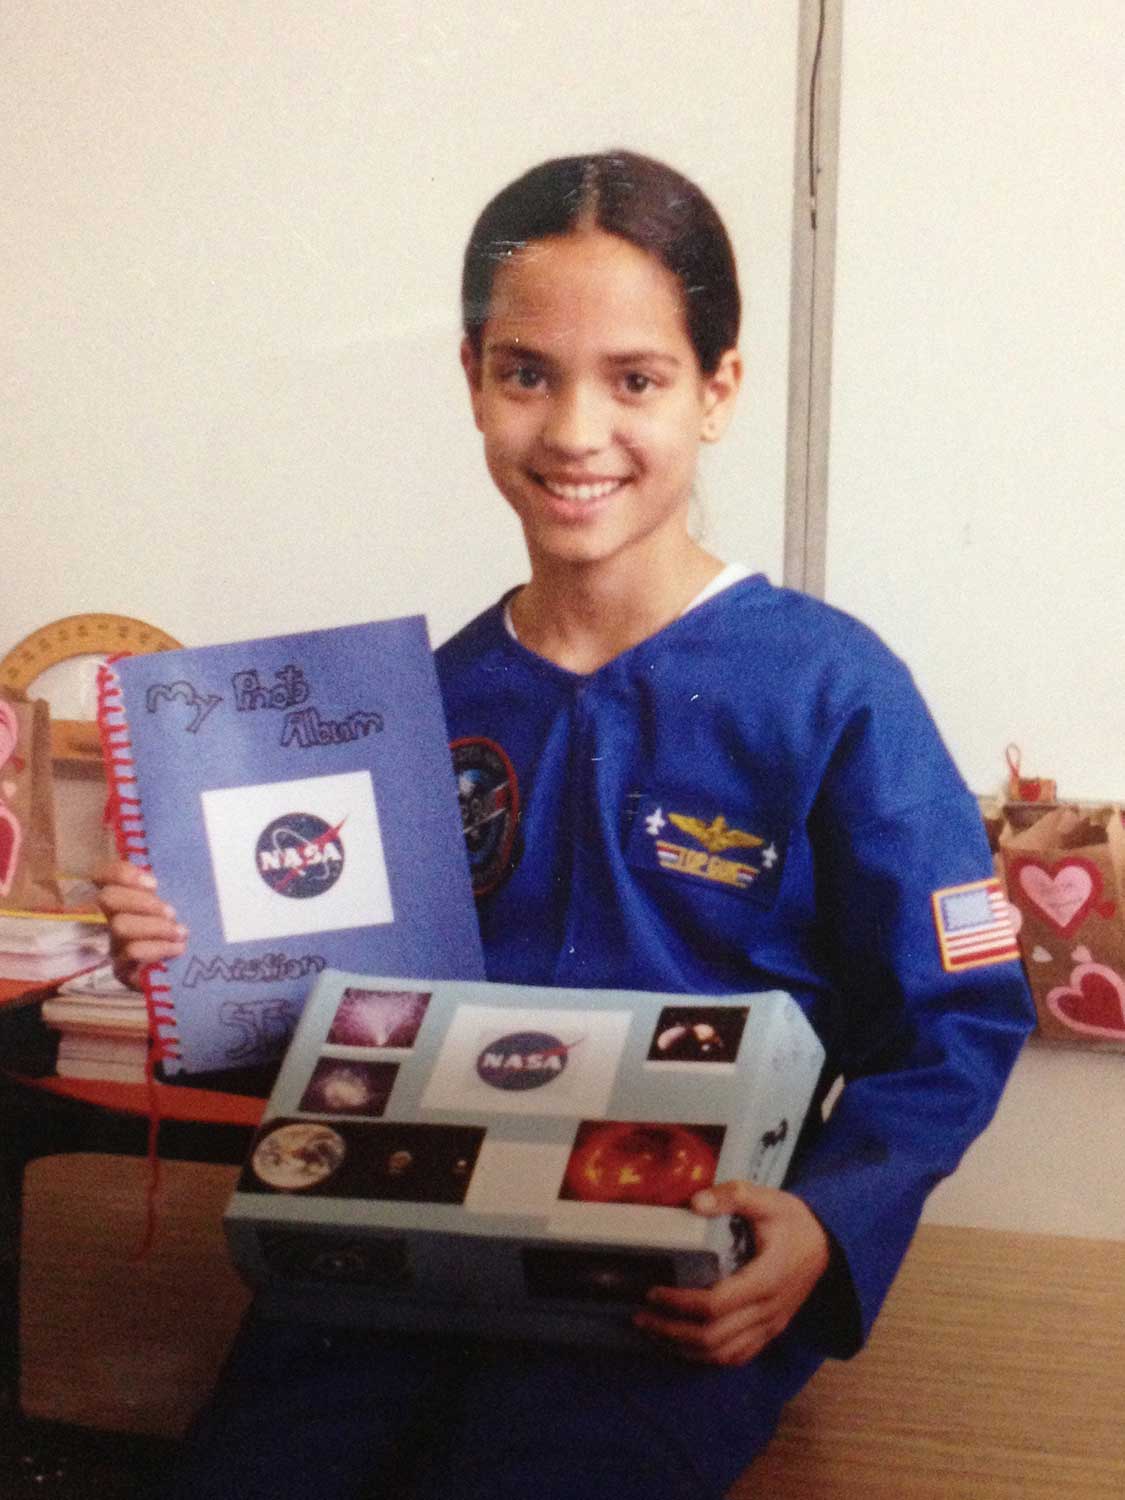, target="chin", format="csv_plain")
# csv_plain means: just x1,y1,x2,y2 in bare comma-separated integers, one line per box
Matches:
523,529,626,570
